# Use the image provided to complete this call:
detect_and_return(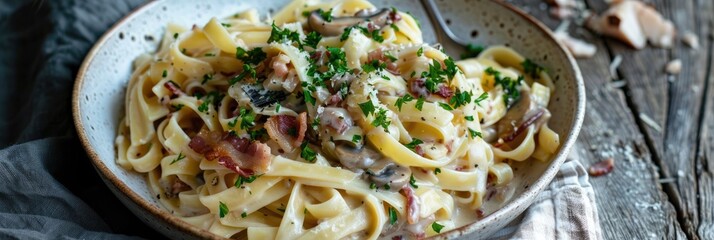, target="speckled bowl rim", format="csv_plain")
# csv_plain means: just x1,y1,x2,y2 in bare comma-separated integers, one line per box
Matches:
71,0,585,239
